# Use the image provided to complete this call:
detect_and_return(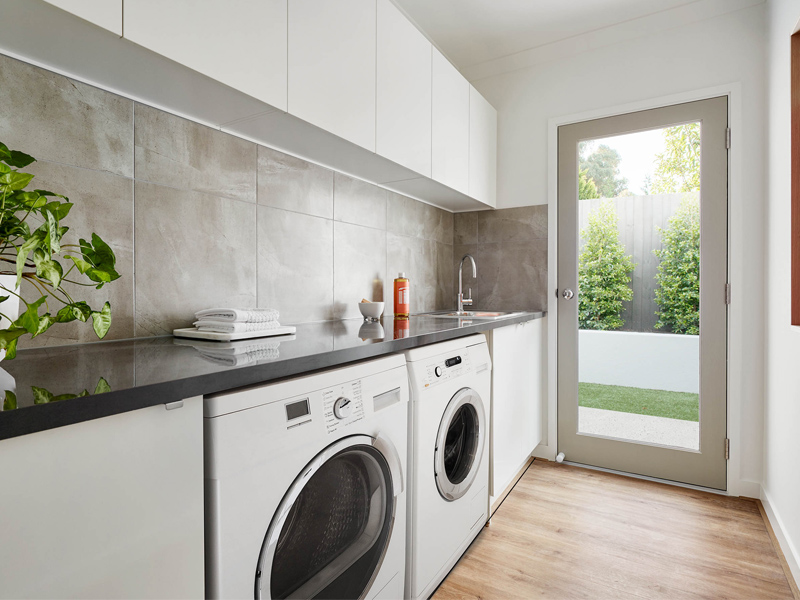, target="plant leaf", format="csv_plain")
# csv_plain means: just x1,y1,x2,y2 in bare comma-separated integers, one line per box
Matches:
5,338,18,360
0,328,26,349
55,304,77,323
33,314,55,338
70,301,92,322
16,228,46,288
64,255,93,274
44,201,72,220
52,393,77,402
33,249,63,289
17,296,45,334
7,150,35,169
3,390,17,410
0,171,34,191
31,386,54,405
45,209,60,254
94,377,111,395
91,302,112,339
